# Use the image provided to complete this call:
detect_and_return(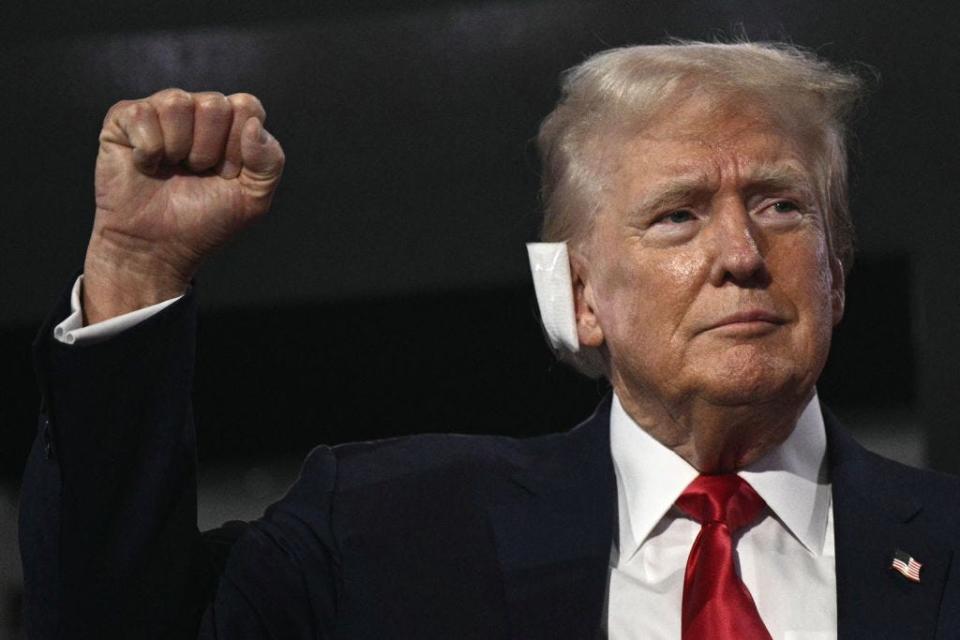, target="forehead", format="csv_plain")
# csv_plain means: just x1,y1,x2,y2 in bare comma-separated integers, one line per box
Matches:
608,102,818,191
